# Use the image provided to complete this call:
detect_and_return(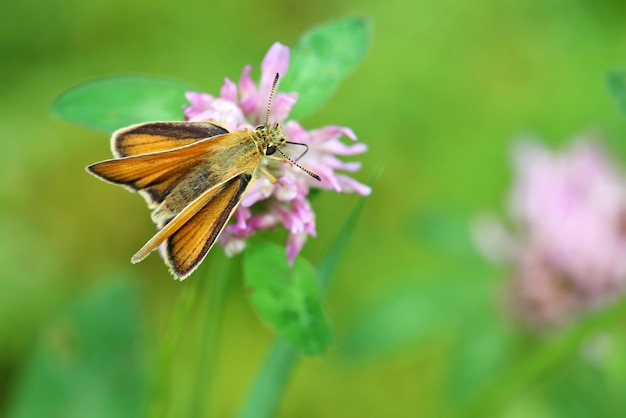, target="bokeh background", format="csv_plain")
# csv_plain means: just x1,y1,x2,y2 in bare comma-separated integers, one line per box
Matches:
4,0,626,417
